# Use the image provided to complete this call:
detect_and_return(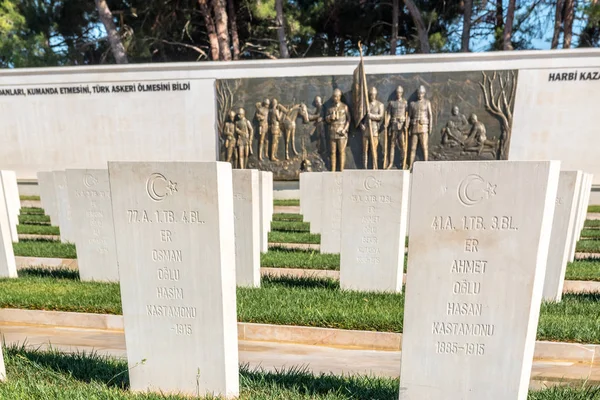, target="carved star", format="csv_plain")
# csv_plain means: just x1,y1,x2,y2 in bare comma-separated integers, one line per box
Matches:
484,182,497,198
167,180,178,195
